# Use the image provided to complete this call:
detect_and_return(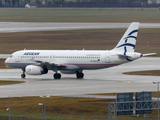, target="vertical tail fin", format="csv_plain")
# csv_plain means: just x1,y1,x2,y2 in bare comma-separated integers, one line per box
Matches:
112,22,139,52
